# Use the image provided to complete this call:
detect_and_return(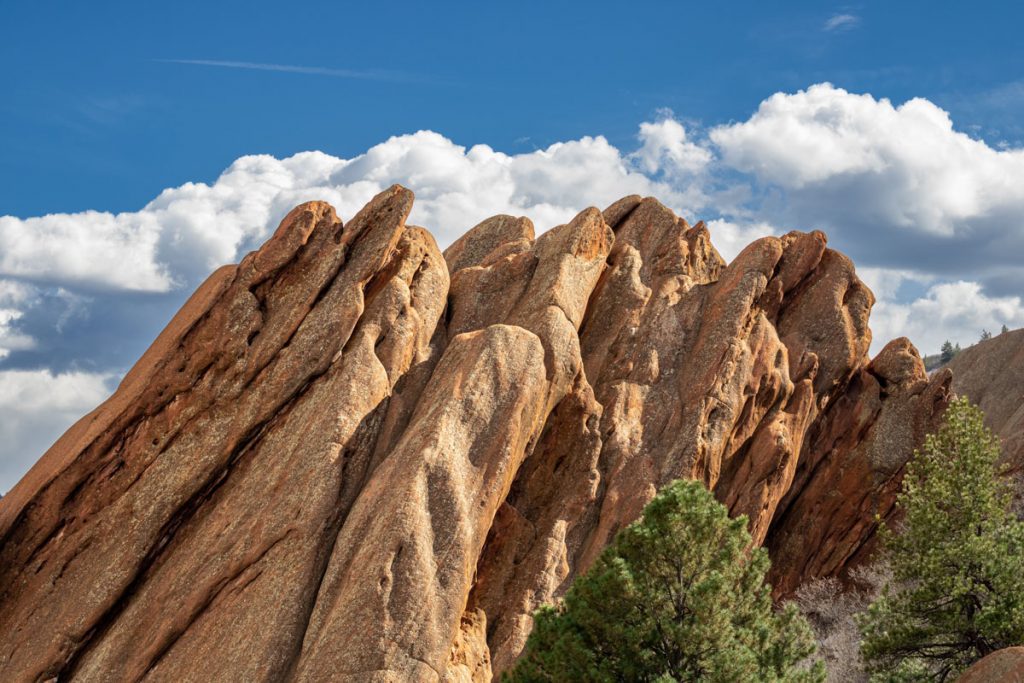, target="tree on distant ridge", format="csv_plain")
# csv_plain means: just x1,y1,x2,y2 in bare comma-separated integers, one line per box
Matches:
939,341,956,365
